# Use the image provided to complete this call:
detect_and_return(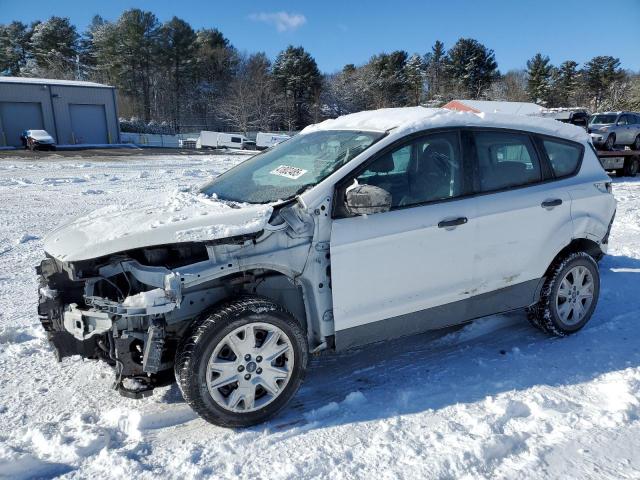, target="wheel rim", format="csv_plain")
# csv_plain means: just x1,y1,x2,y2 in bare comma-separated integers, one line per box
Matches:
206,322,294,413
555,265,595,326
